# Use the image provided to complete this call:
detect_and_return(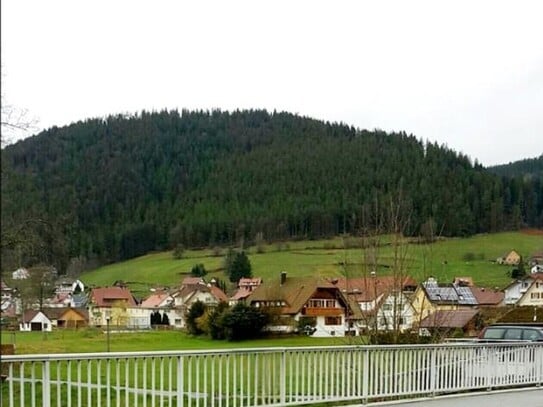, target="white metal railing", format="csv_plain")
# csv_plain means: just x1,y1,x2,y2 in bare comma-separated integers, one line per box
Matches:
1,342,542,407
